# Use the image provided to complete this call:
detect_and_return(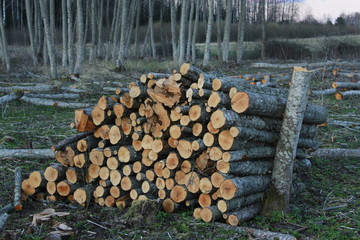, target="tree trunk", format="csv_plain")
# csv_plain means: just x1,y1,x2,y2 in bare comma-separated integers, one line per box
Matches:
222,0,232,62
89,0,96,64
39,0,58,78
262,67,312,215
178,0,188,64
134,0,141,58
74,0,85,74
236,0,246,63
61,0,68,67
25,0,38,65
216,0,222,60
170,0,178,60
148,0,156,58
97,0,104,58
67,0,74,74
186,0,195,61
191,0,200,62
203,0,214,66
260,0,266,59
0,5,10,71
